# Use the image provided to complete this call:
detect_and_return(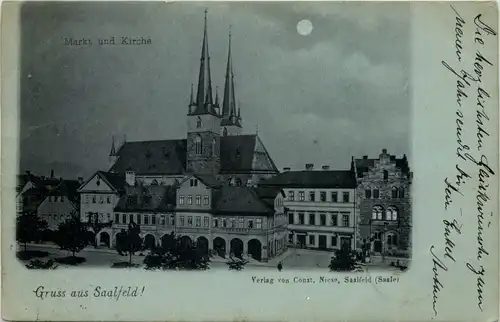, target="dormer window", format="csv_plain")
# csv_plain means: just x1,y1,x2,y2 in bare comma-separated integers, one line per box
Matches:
196,117,202,128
